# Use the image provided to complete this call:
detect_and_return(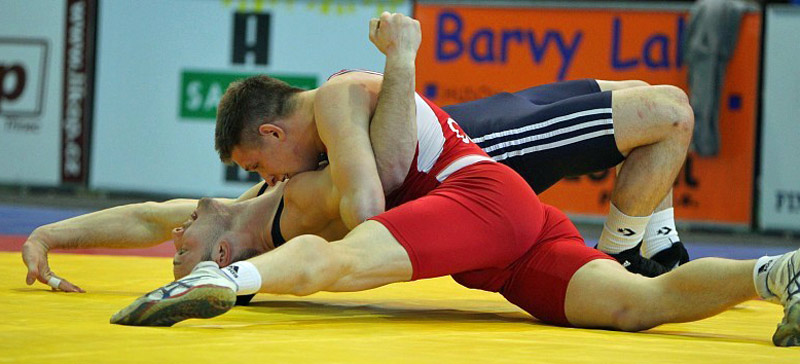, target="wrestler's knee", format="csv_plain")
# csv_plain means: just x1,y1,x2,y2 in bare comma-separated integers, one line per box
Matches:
564,260,661,331
284,234,343,295
651,85,694,139
605,279,667,331
608,302,658,332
